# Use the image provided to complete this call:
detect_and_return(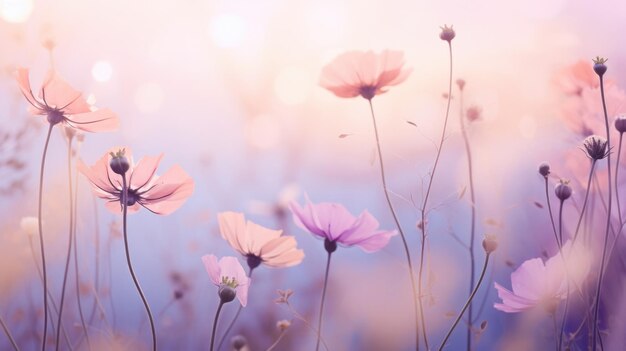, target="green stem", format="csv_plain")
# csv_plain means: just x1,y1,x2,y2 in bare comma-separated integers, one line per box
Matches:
121,175,157,351
437,253,490,351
